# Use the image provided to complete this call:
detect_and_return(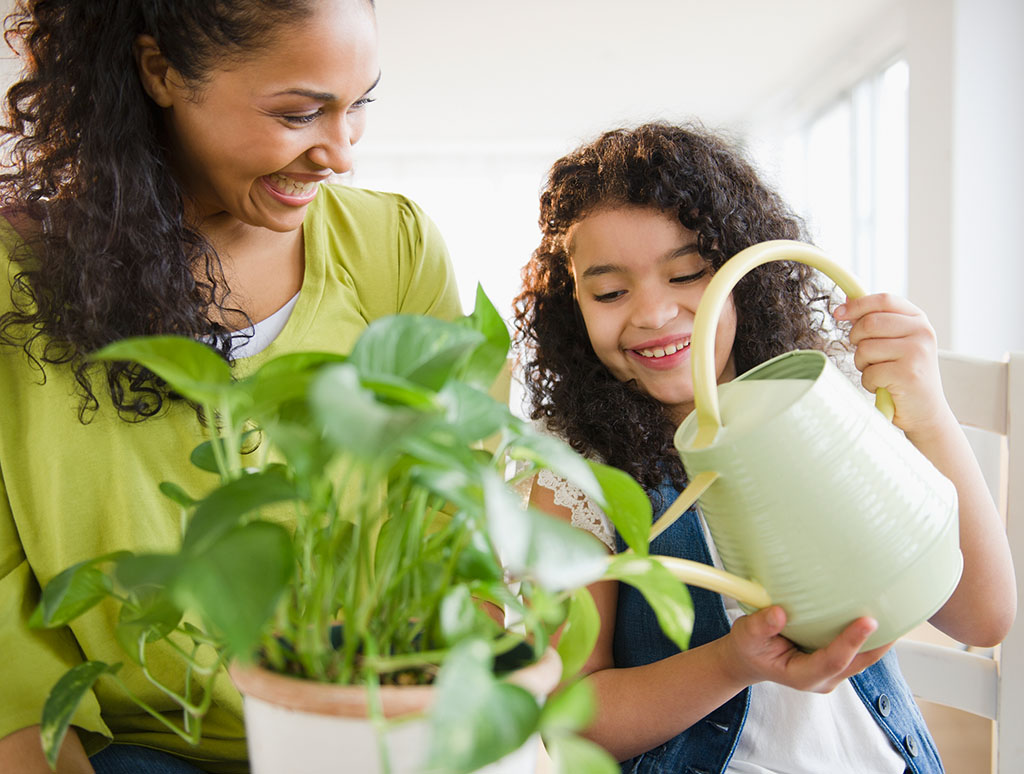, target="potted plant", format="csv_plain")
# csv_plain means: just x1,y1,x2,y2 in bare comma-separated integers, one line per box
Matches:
32,288,694,774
